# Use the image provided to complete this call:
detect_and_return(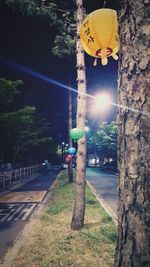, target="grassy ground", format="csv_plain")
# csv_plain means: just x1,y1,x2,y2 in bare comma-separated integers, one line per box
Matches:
12,170,117,267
